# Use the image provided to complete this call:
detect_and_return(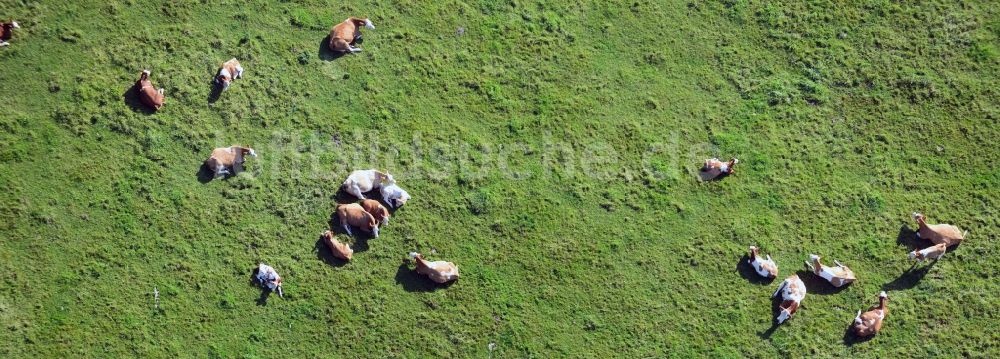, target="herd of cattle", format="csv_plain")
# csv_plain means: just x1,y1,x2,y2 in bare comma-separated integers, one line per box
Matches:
748,212,966,337
2,14,971,340
3,16,455,295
